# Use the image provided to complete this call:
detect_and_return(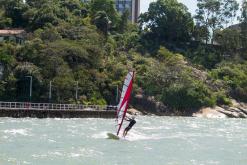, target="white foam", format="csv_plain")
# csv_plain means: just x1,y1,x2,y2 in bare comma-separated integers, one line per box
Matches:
92,131,108,139
68,148,103,158
31,154,48,158
89,127,97,131
92,130,163,141
125,130,162,141
48,139,56,143
4,129,30,136
50,151,63,156
2,135,8,139
23,161,31,164
144,146,153,150
140,126,167,130
70,153,82,158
